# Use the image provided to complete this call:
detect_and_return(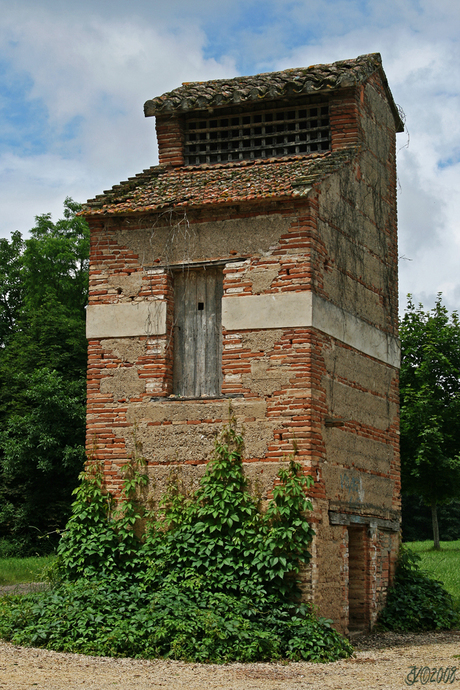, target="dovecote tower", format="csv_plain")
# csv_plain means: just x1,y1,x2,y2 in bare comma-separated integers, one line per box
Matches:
83,53,403,634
